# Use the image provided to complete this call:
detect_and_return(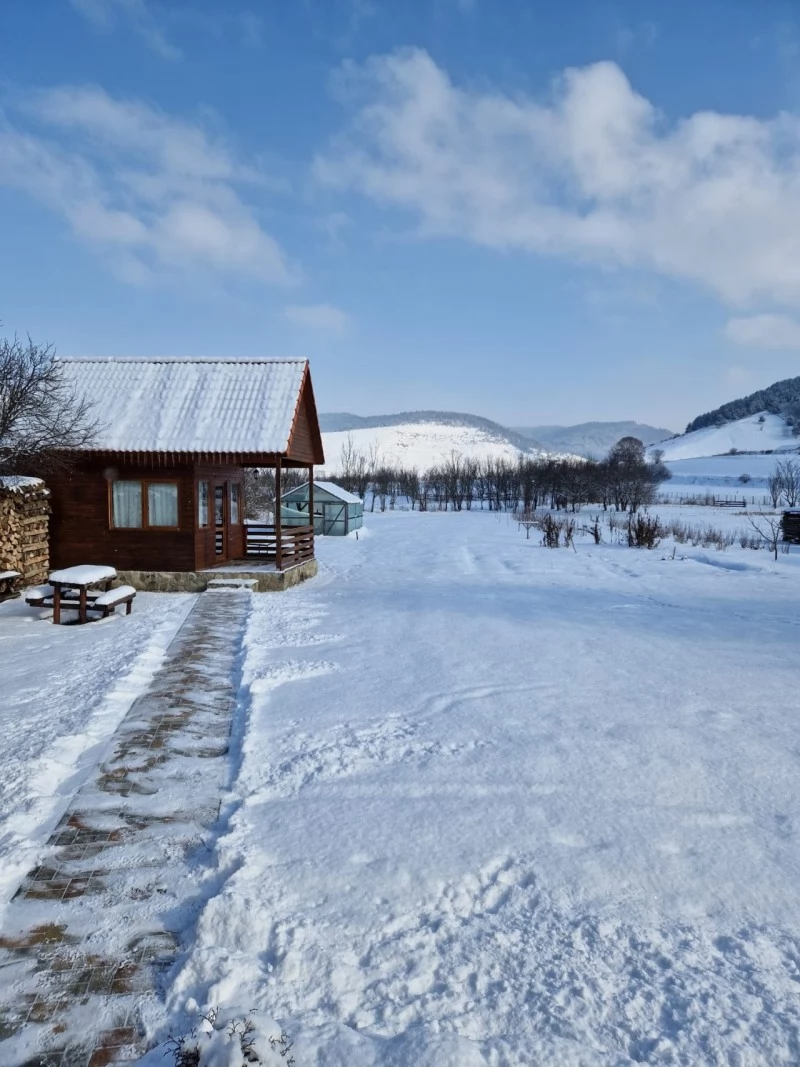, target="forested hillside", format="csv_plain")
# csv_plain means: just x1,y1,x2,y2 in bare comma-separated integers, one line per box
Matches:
686,377,800,433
